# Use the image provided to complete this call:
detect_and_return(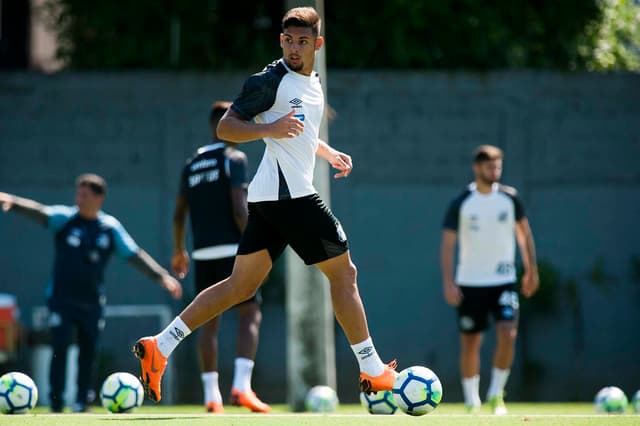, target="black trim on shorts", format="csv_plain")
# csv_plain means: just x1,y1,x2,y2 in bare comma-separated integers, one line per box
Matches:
194,257,261,305
237,194,349,265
